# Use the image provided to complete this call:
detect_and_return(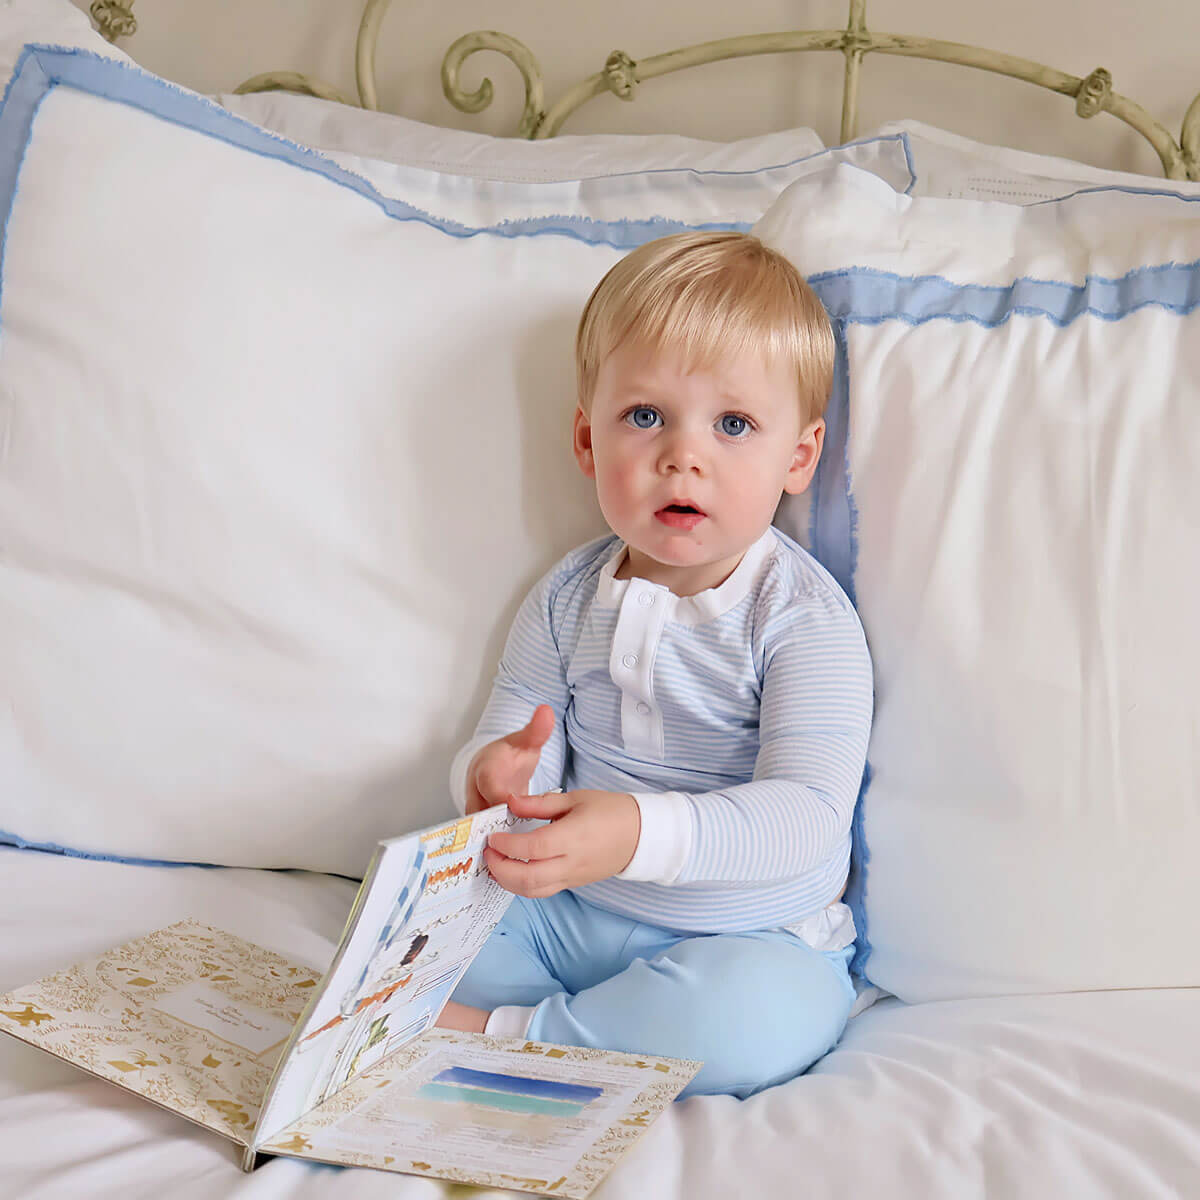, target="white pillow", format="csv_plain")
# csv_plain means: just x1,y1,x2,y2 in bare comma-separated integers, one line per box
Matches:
218,90,827,183
867,118,1200,203
0,16,913,874
764,165,1200,1001
214,92,914,228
